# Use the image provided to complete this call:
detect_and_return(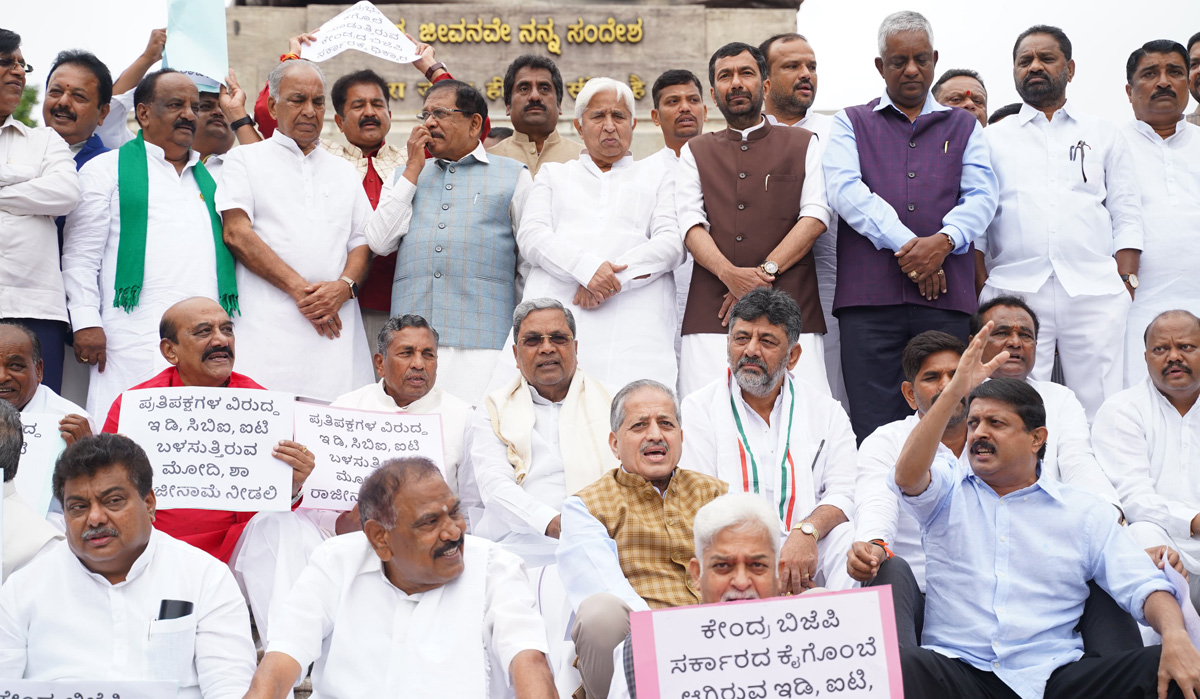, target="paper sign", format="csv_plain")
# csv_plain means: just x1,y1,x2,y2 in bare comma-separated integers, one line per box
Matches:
163,0,229,88
0,679,177,697
630,586,903,699
118,388,294,512
14,413,66,517
301,1,420,64
294,402,444,511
